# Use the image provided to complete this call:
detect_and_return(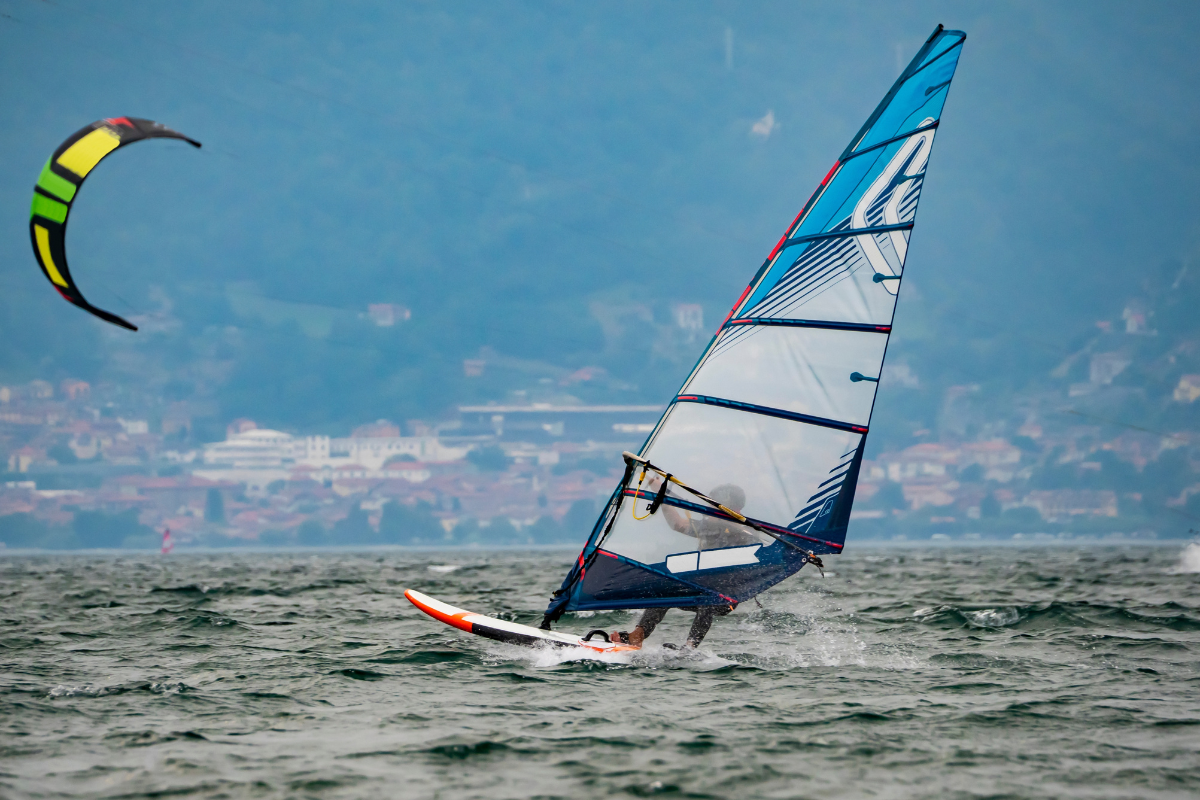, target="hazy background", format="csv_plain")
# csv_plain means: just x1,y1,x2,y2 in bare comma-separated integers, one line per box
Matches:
1,1,1198,546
